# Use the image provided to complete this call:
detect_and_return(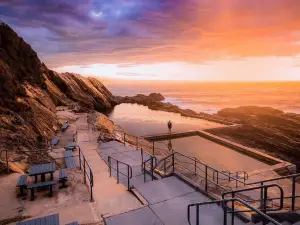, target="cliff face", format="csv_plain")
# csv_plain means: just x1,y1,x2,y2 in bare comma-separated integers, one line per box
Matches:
0,22,115,170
